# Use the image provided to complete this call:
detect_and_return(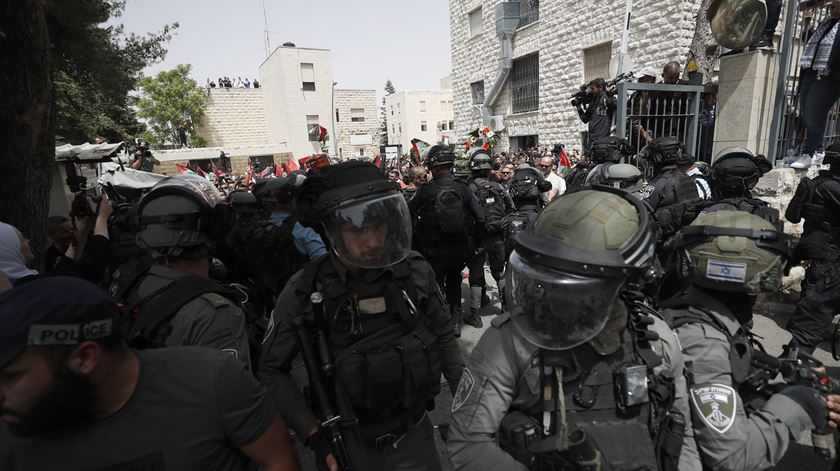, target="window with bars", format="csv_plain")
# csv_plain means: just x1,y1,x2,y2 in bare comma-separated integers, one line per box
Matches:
350,108,365,122
307,115,320,141
511,53,539,113
583,42,612,83
471,81,485,105
421,121,428,132
519,0,539,28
